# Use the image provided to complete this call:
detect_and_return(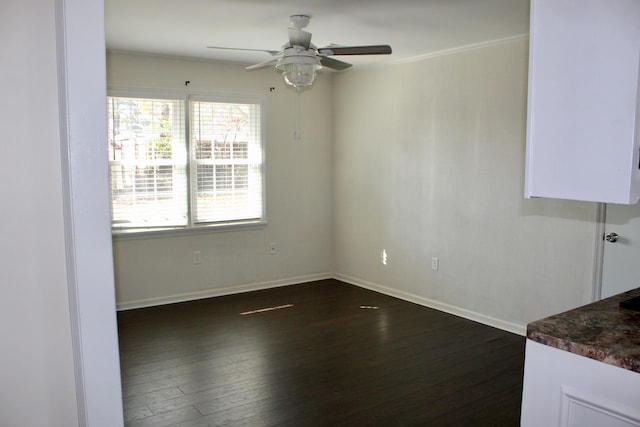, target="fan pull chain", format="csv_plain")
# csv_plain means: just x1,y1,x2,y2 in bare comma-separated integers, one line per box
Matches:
294,88,301,140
